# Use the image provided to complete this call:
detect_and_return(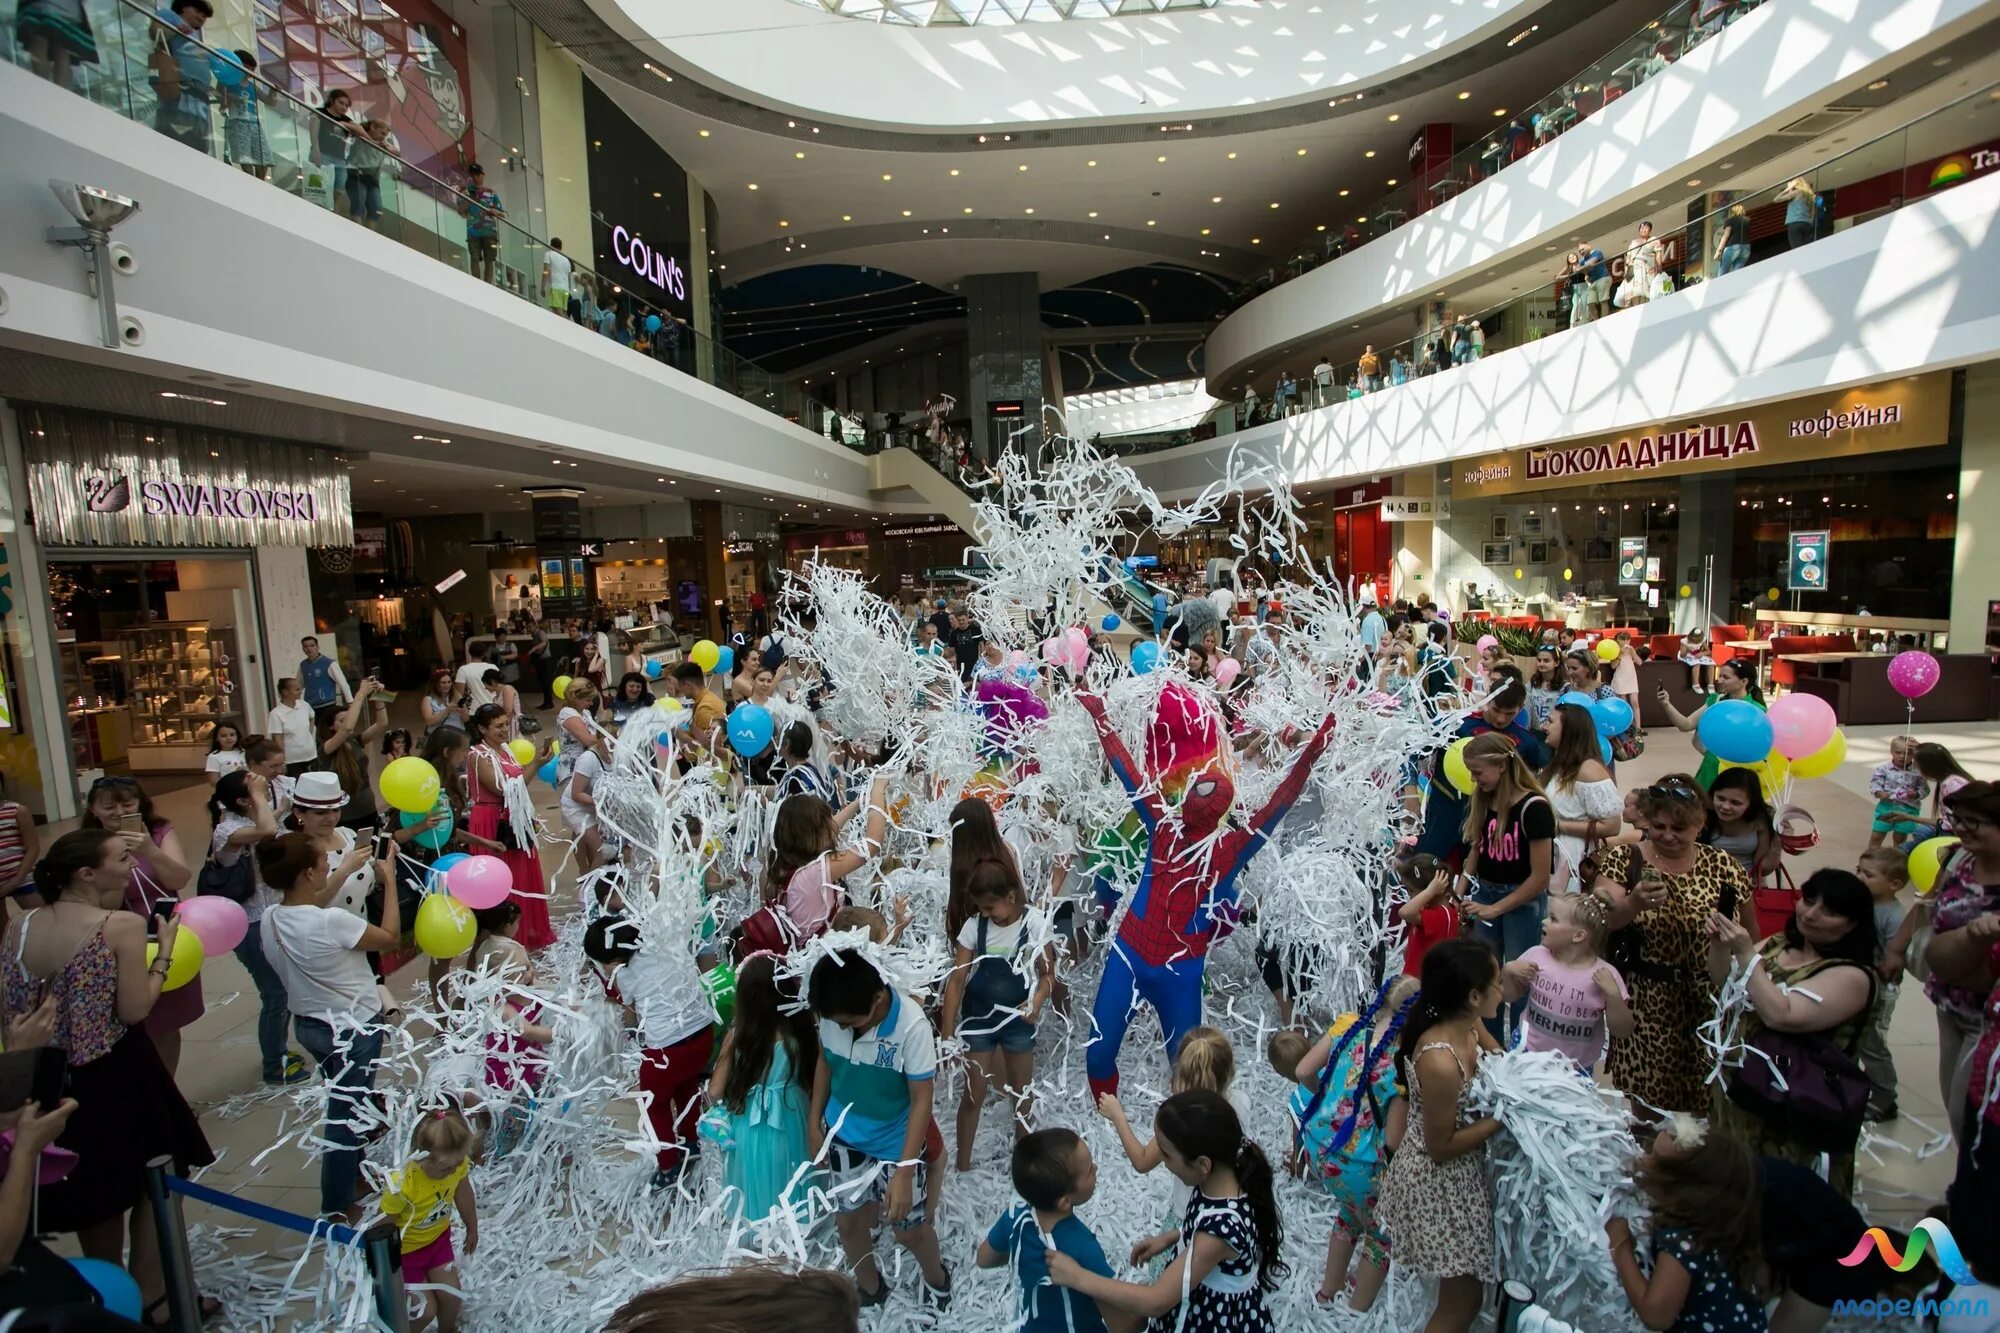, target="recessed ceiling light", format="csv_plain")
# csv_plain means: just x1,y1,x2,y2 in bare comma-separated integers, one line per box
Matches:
1268,202,1280,209
1025,207,1035,214
1493,108,1508,116
1316,224,1326,232
1387,113,1401,123
1295,148,1307,156
1386,179,1397,186
1338,189,1350,197
1686,178,1702,186
902,209,912,216
1226,151,1237,160
881,173,892,181
1211,195,1222,203
779,220,789,227
1156,155,1167,163
1200,227,1211,235
1018,164,1028,172
1457,90,1471,100
1088,210,1098,218
842,213,852,221
1087,159,1098,167
963,206,974,214
794,151,805,159
1867,79,1889,90
949,168,960,176
747,183,758,190
698,129,710,137
1251,237,1260,244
